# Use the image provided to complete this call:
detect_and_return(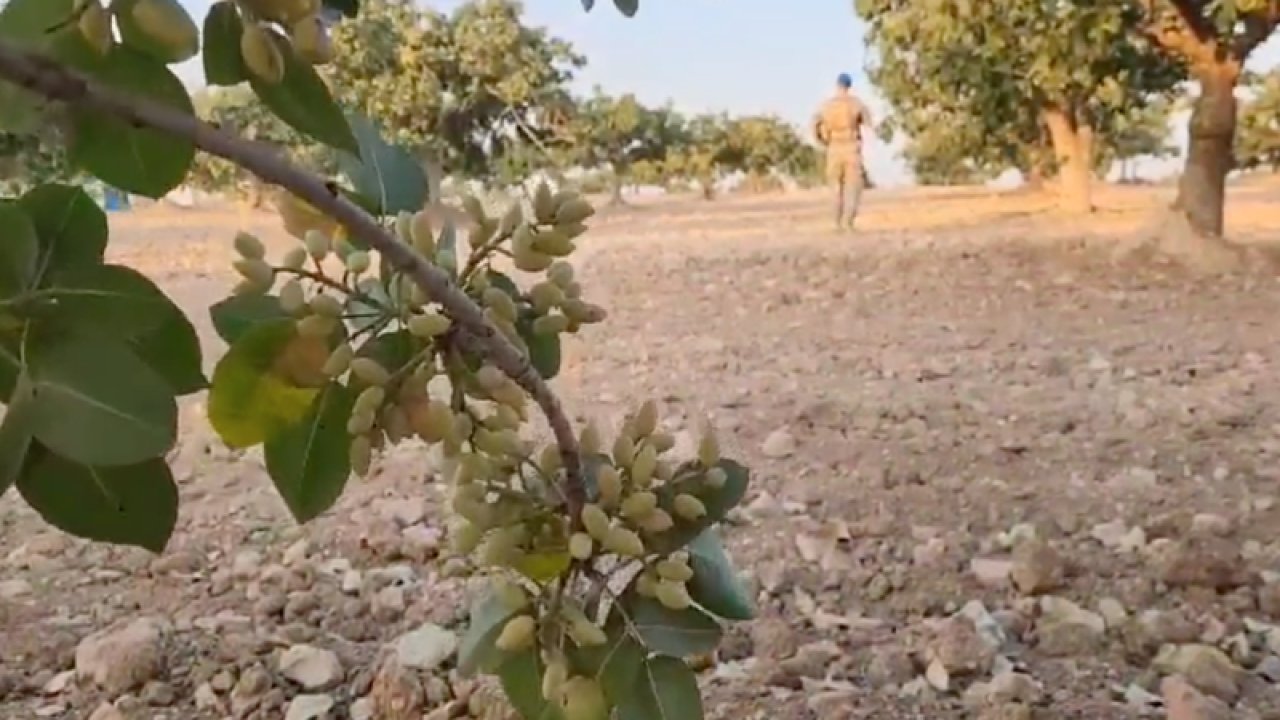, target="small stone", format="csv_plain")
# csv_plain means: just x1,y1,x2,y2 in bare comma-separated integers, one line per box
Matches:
0,579,33,599
86,703,124,720
285,693,335,720
1010,539,1064,596
1152,644,1242,702
210,669,236,692
400,525,441,561
1153,537,1251,590
350,697,375,720
341,570,363,595
1036,597,1105,657
1091,521,1146,552
751,617,798,661
75,616,167,694
985,671,1043,704
865,645,917,687
1190,513,1232,537
393,624,458,671
1256,655,1280,683
39,670,72,696
36,705,67,718
279,645,343,691
912,537,947,566
1097,597,1128,630
141,680,176,706
761,429,796,459
283,539,311,567
929,616,996,676
232,550,263,579
150,550,201,574
1259,582,1280,618
970,557,1013,586
194,683,221,712
924,658,950,692
1161,675,1232,720
373,585,407,623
